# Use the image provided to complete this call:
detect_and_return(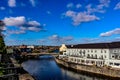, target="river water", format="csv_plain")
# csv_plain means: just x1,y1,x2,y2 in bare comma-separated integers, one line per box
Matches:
22,55,108,80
